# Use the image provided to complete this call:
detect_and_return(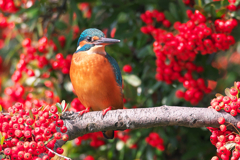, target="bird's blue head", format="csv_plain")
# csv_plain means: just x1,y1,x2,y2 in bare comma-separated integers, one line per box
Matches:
76,28,120,53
